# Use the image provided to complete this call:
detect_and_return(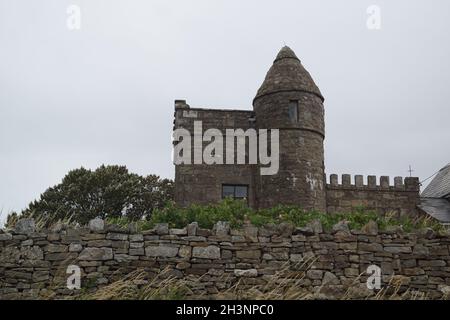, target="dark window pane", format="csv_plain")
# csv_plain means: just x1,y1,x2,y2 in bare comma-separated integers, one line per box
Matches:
222,185,235,198
288,101,298,122
235,186,248,198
